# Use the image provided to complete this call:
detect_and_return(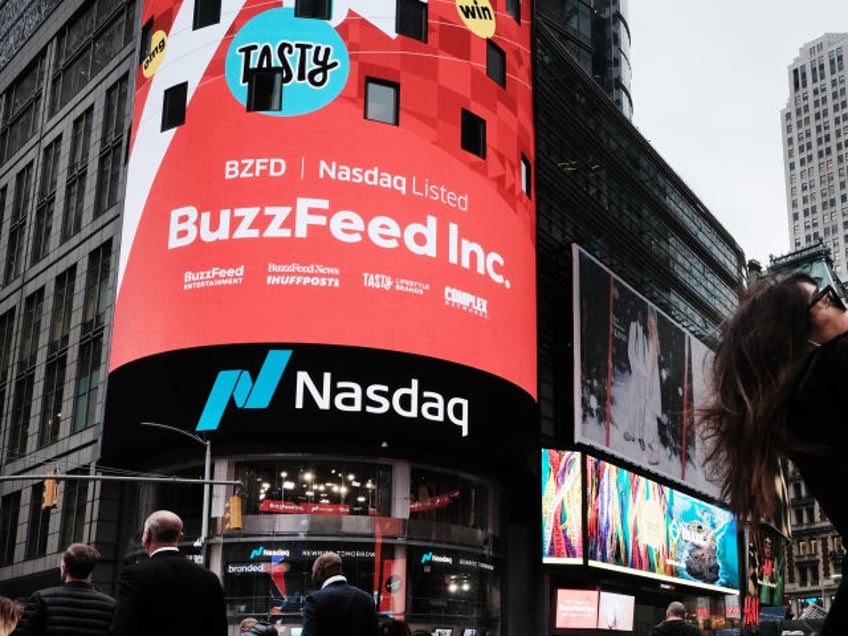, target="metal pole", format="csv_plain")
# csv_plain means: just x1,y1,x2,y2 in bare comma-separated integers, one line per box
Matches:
200,438,211,550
